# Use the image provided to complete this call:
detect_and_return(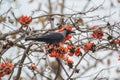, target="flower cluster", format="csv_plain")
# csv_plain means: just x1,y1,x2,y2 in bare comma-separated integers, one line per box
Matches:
84,41,96,52
46,43,81,68
0,62,14,77
19,15,32,27
67,45,81,56
65,57,74,68
46,43,67,58
91,26,104,39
